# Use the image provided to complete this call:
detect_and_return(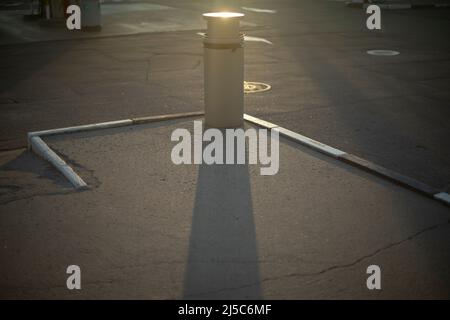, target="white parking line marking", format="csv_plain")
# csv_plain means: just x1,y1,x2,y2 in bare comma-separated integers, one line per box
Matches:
367,50,400,56
241,7,277,14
